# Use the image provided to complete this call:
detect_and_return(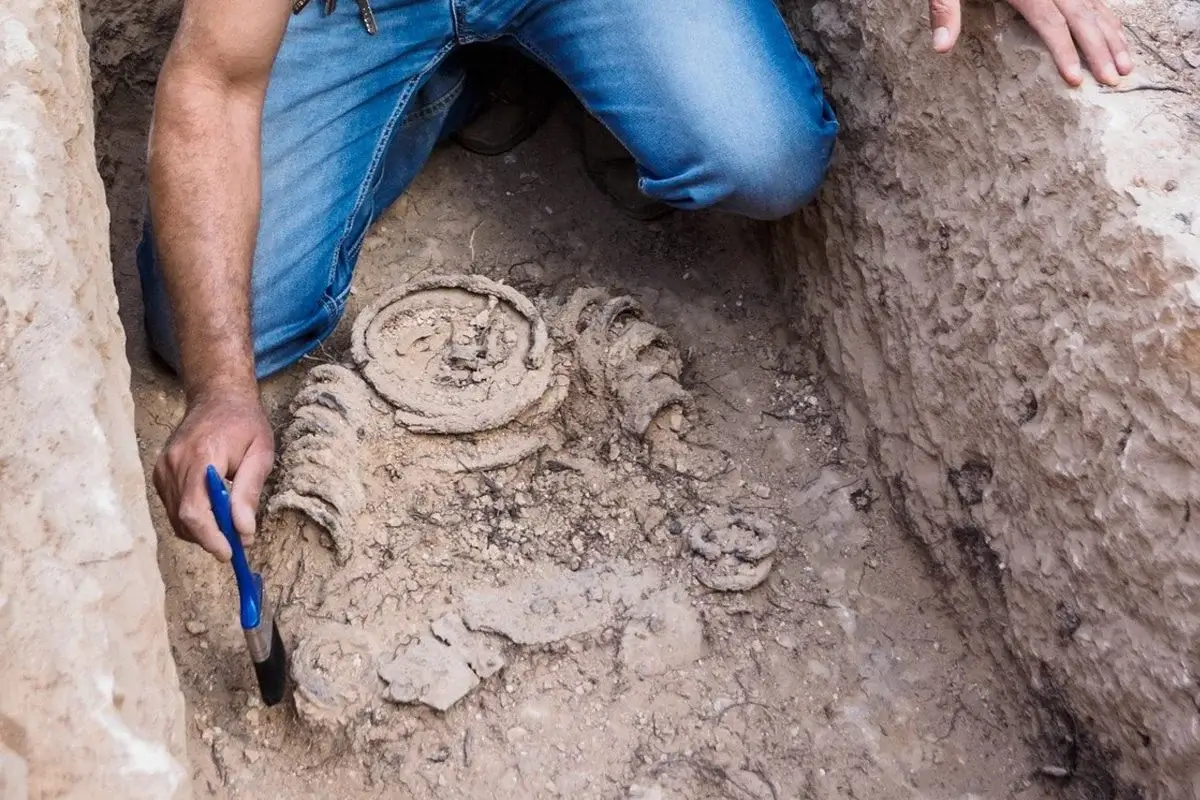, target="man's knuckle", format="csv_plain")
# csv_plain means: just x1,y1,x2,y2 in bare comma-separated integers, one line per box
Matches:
177,503,205,527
